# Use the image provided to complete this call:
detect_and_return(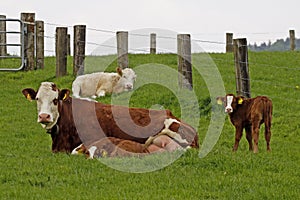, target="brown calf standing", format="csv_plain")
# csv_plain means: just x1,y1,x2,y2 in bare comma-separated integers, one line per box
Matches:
217,94,273,153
